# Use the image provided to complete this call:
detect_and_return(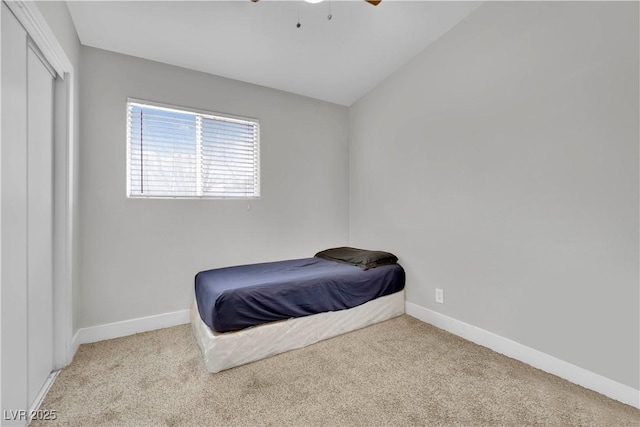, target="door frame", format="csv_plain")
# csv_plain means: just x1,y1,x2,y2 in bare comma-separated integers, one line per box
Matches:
3,0,76,369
